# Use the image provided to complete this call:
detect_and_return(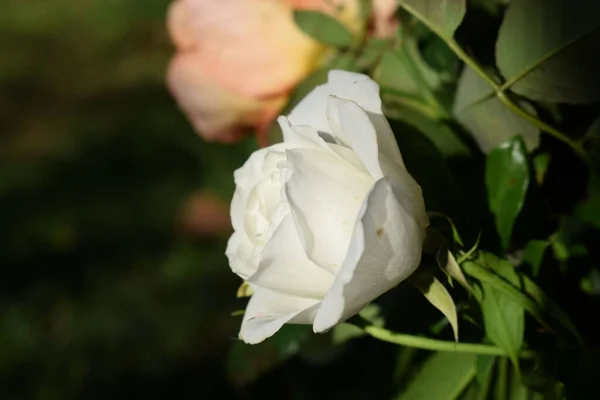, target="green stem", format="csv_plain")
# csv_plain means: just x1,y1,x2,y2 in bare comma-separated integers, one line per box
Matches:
456,232,481,265
381,88,442,120
443,39,499,90
399,2,498,90
495,357,508,400
398,2,591,166
497,91,590,163
359,324,536,358
476,357,495,400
